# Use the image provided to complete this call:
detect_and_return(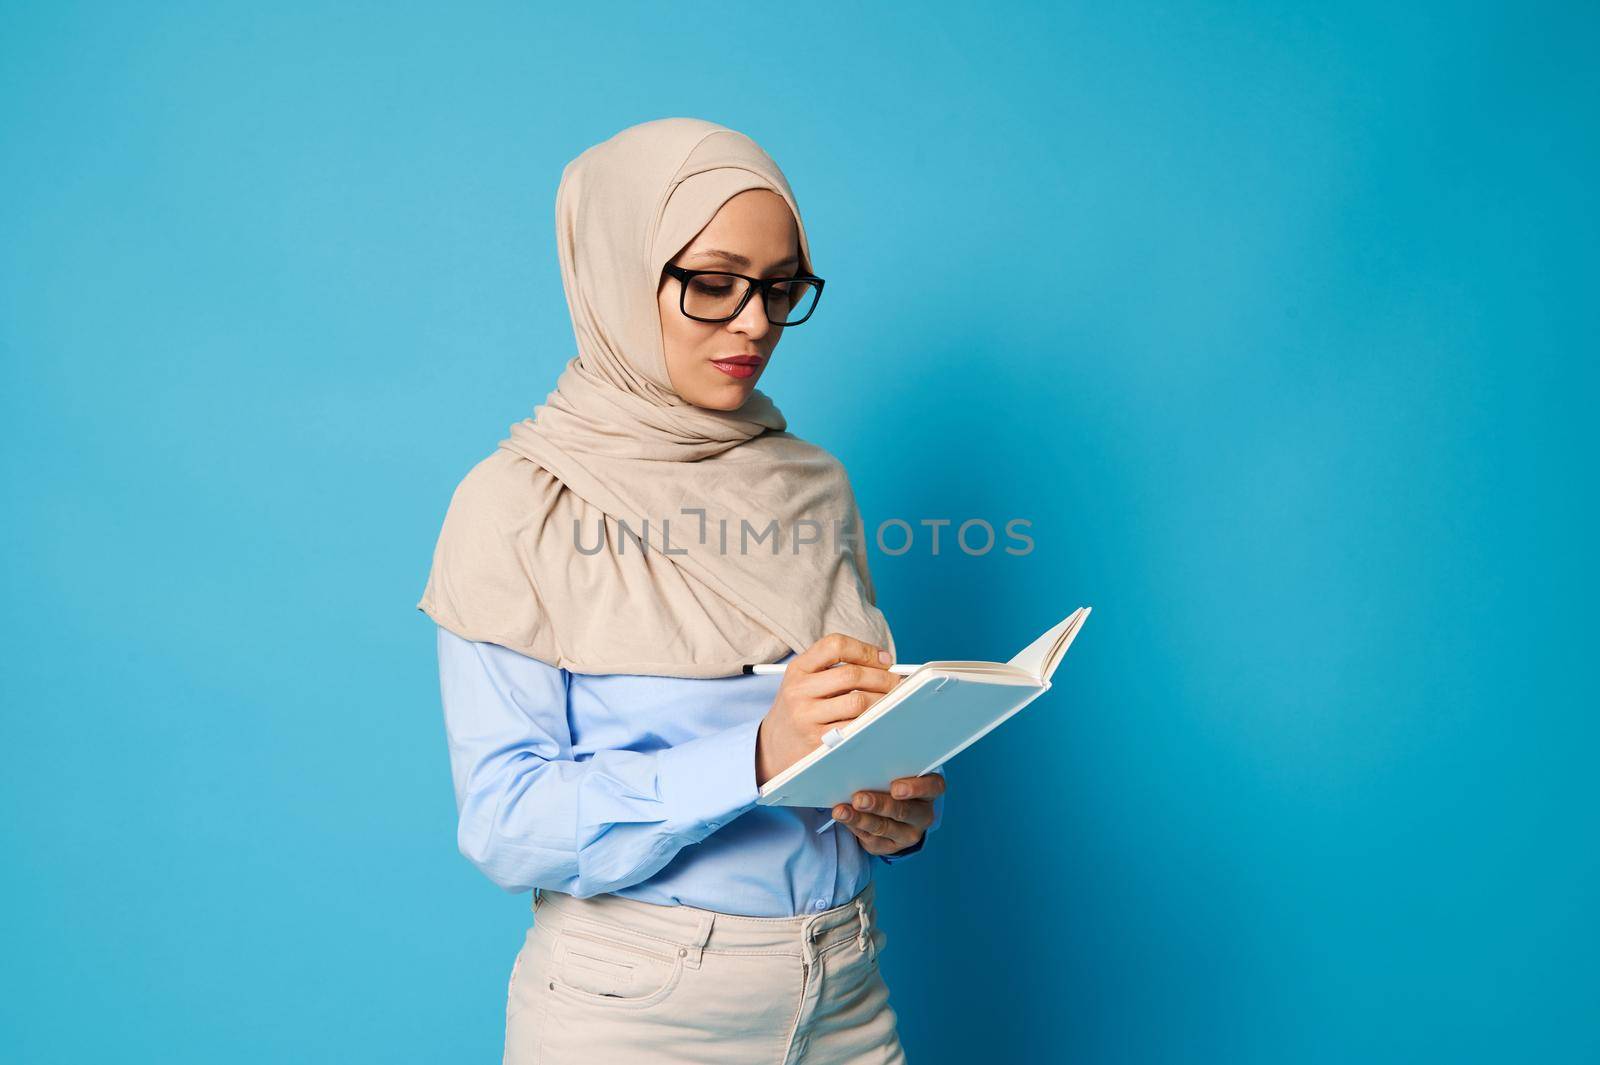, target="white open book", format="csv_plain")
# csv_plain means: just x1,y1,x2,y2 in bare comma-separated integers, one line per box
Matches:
756,607,1092,809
